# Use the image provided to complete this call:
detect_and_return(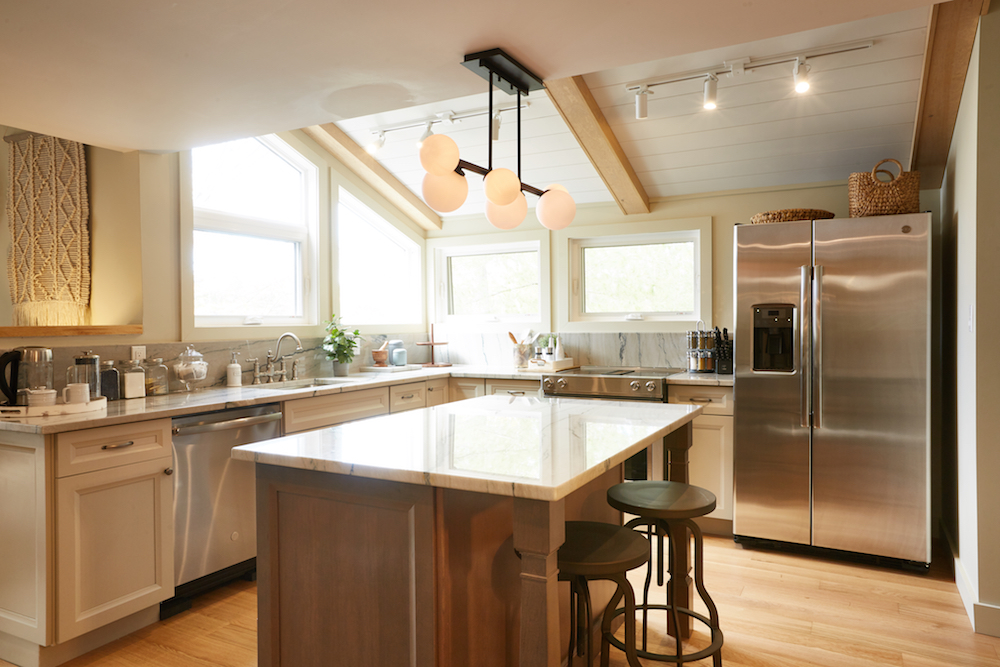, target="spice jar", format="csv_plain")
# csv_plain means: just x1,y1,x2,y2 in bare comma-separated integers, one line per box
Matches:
121,360,146,399
142,358,169,395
